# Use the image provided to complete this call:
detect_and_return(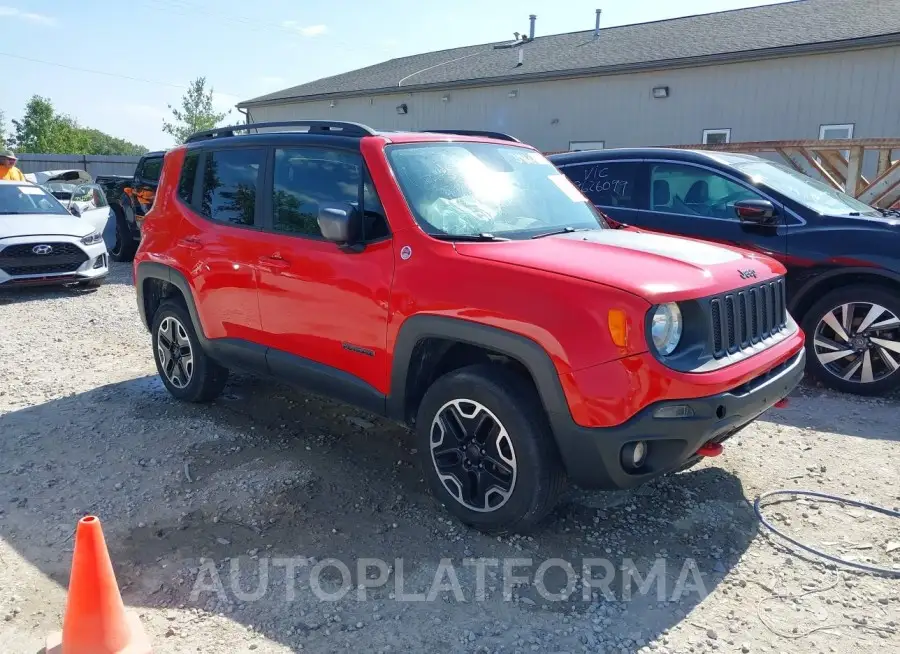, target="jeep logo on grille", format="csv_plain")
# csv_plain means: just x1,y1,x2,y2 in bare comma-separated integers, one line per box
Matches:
738,268,757,279
32,244,53,255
